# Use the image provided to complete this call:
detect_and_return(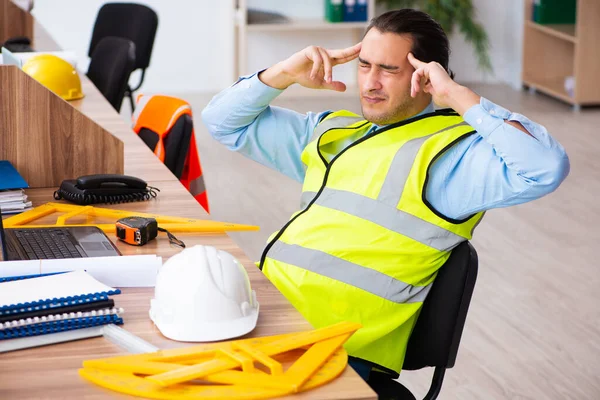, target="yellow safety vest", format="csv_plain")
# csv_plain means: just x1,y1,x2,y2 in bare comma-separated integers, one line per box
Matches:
259,109,484,374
